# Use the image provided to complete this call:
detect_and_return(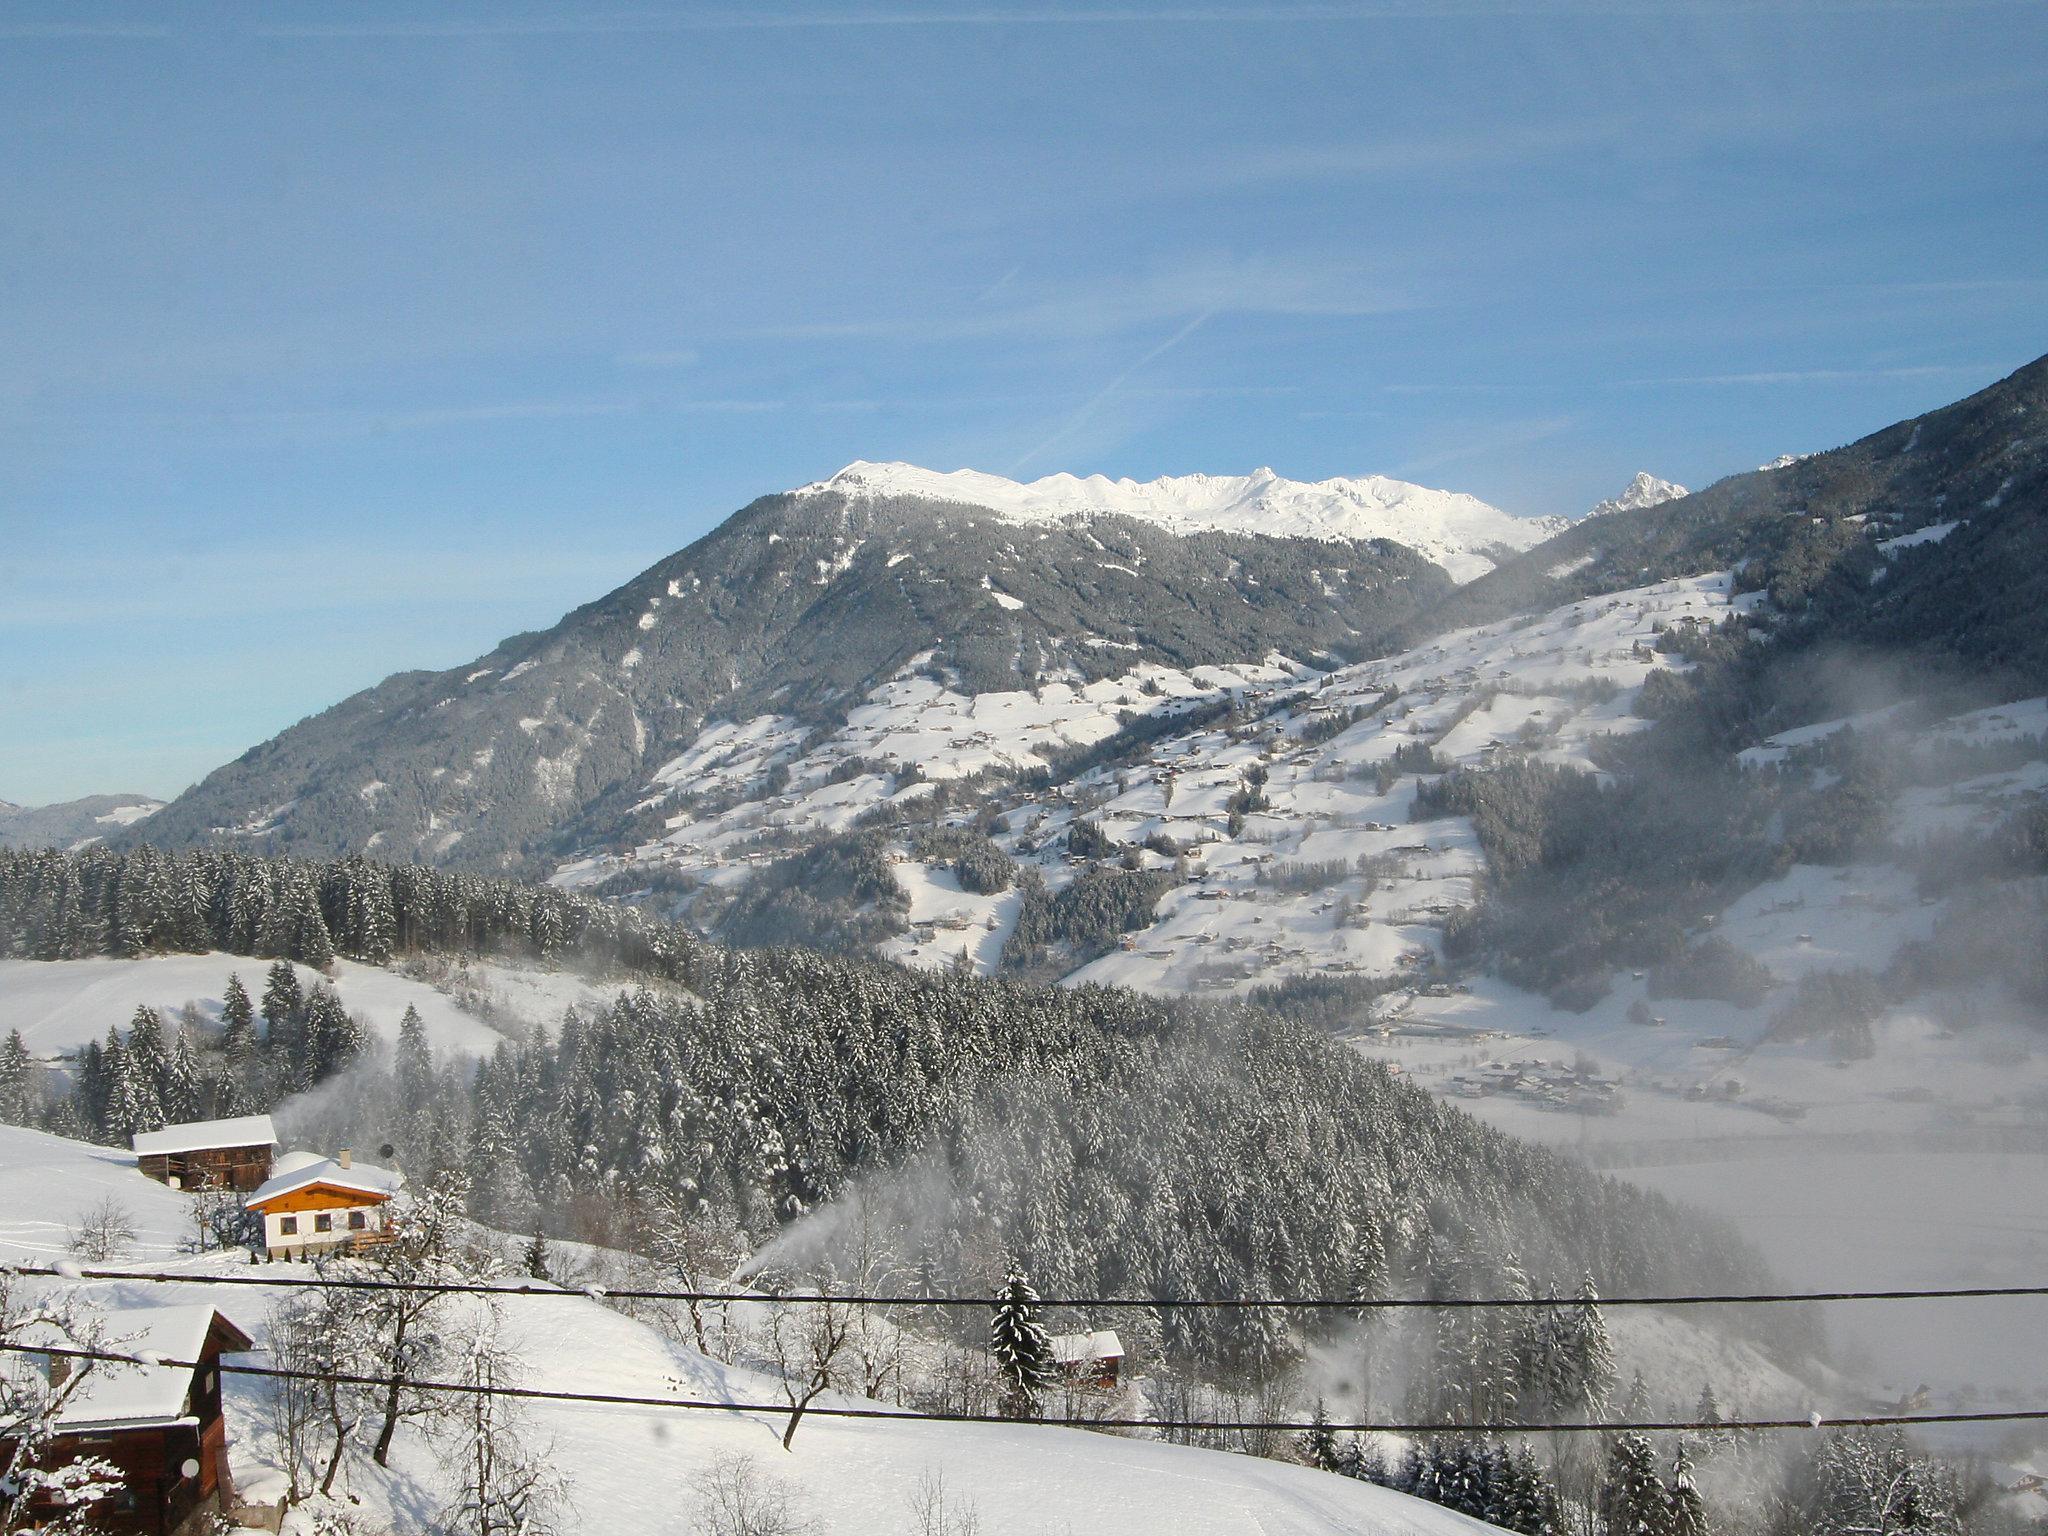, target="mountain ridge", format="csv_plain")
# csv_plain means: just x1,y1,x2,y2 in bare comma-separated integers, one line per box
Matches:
800,459,1568,582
